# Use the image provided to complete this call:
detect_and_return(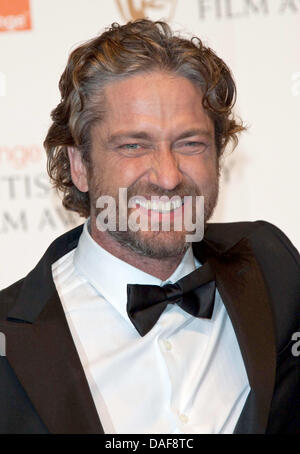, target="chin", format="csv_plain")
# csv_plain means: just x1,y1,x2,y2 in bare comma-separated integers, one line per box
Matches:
109,229,191,259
